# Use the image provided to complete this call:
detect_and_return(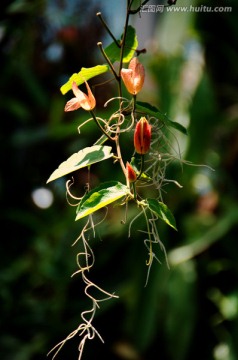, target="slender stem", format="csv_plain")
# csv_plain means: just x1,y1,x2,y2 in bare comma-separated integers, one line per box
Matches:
132,181,137,200
136,154,145,181
114,1,134,185
146,238,153,266
96,12,120,47
90,111,114,141
108,1,133,187
132,94,136,118
129,0,150,14
97,42,119,81
140,206,153,267
119,1,131,73
115,134,127,179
